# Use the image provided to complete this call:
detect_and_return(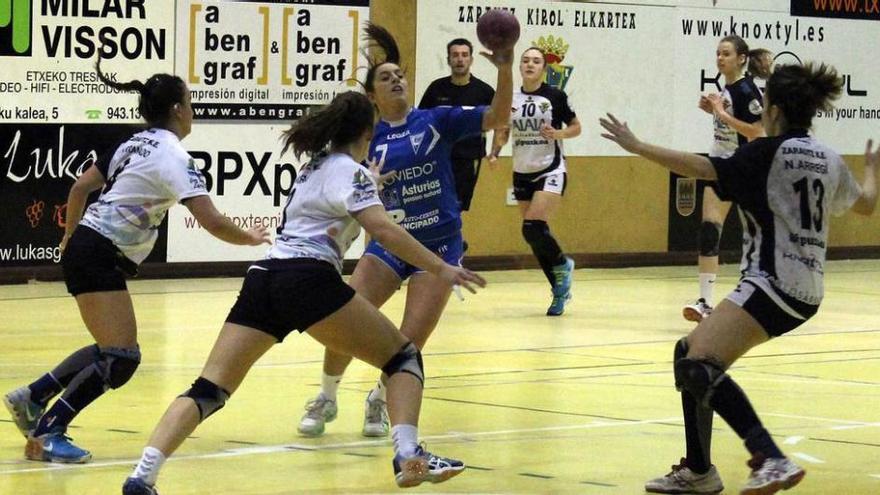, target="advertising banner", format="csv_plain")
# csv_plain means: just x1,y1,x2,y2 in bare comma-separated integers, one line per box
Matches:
0,0,174,124
0,123,156,267
175,0,370,121
417,0,880,156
